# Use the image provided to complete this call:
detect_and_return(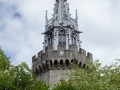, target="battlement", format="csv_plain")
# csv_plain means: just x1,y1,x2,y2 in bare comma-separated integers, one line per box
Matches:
32,45,92,76
79,48,92,60
79,48,86,55
32,58,89,77
31,0,93,85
